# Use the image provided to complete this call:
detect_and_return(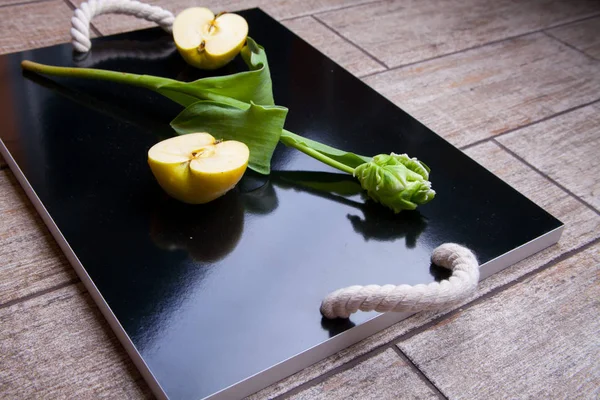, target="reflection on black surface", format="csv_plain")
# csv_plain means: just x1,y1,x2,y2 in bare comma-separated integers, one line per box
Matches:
150,191,245,263
72,36,177,68
171,55,248,82
321,316,356,338
238,170,279,215
273,171,363,210
272,171,428,247
21,70,175,141
429,262,453,282
274,170,364,197
347,208,427,248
